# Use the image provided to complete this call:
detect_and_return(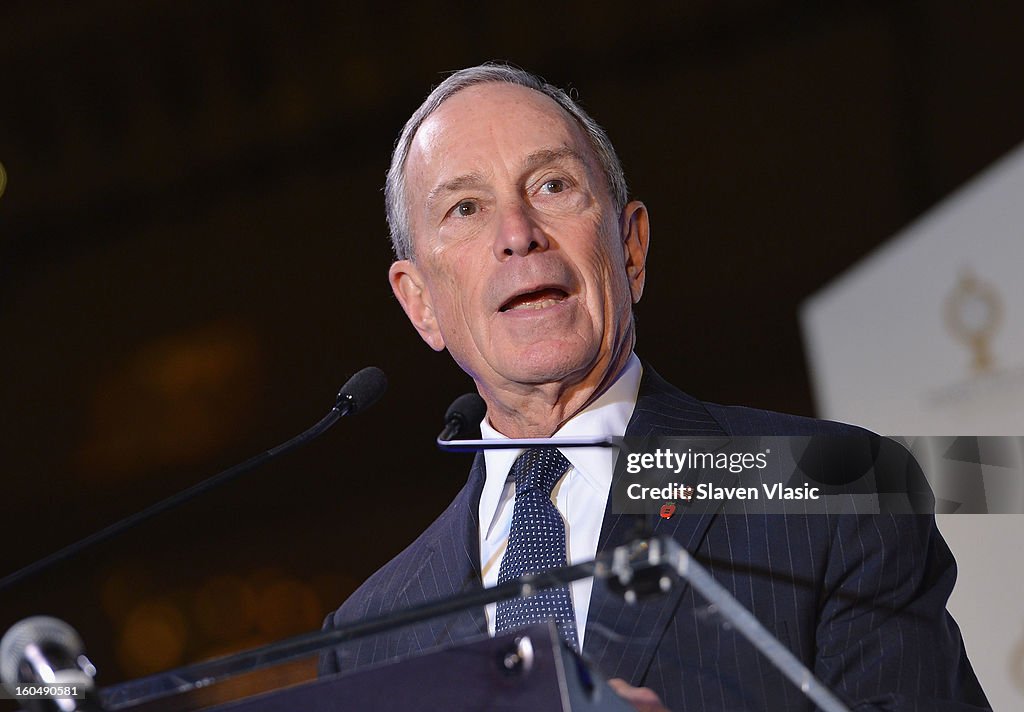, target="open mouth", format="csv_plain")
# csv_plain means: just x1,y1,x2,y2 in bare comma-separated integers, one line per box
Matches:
498,287,569,313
